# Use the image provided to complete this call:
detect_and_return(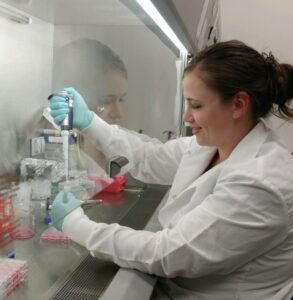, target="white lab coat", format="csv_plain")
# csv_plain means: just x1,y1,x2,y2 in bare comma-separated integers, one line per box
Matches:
63,115,293,300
